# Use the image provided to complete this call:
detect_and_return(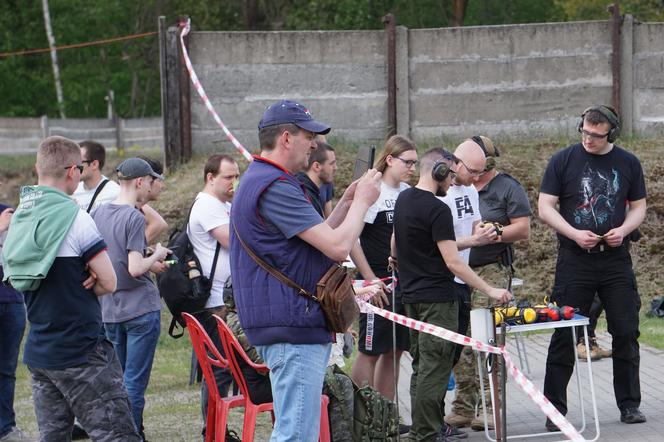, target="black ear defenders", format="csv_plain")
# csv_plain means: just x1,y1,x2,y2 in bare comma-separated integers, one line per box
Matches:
432,160,452,182
578,105,621,143
472,135,500,158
